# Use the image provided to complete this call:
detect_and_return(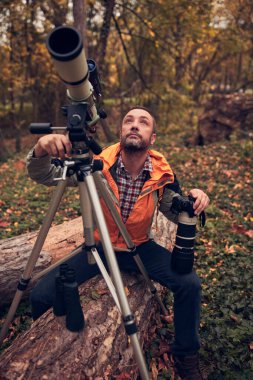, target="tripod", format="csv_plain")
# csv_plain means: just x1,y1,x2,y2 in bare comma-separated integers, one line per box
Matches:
0,104,168,380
